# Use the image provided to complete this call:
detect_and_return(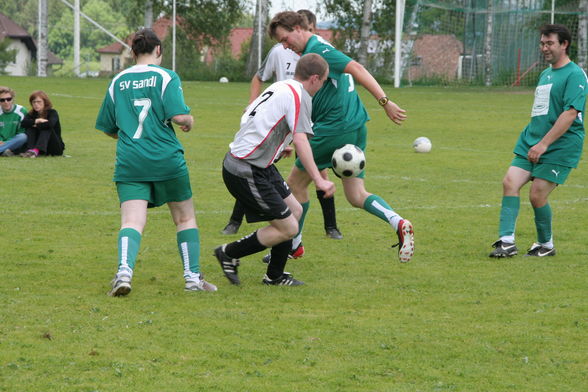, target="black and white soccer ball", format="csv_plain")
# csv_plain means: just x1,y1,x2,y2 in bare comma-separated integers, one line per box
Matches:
331,144,366,178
